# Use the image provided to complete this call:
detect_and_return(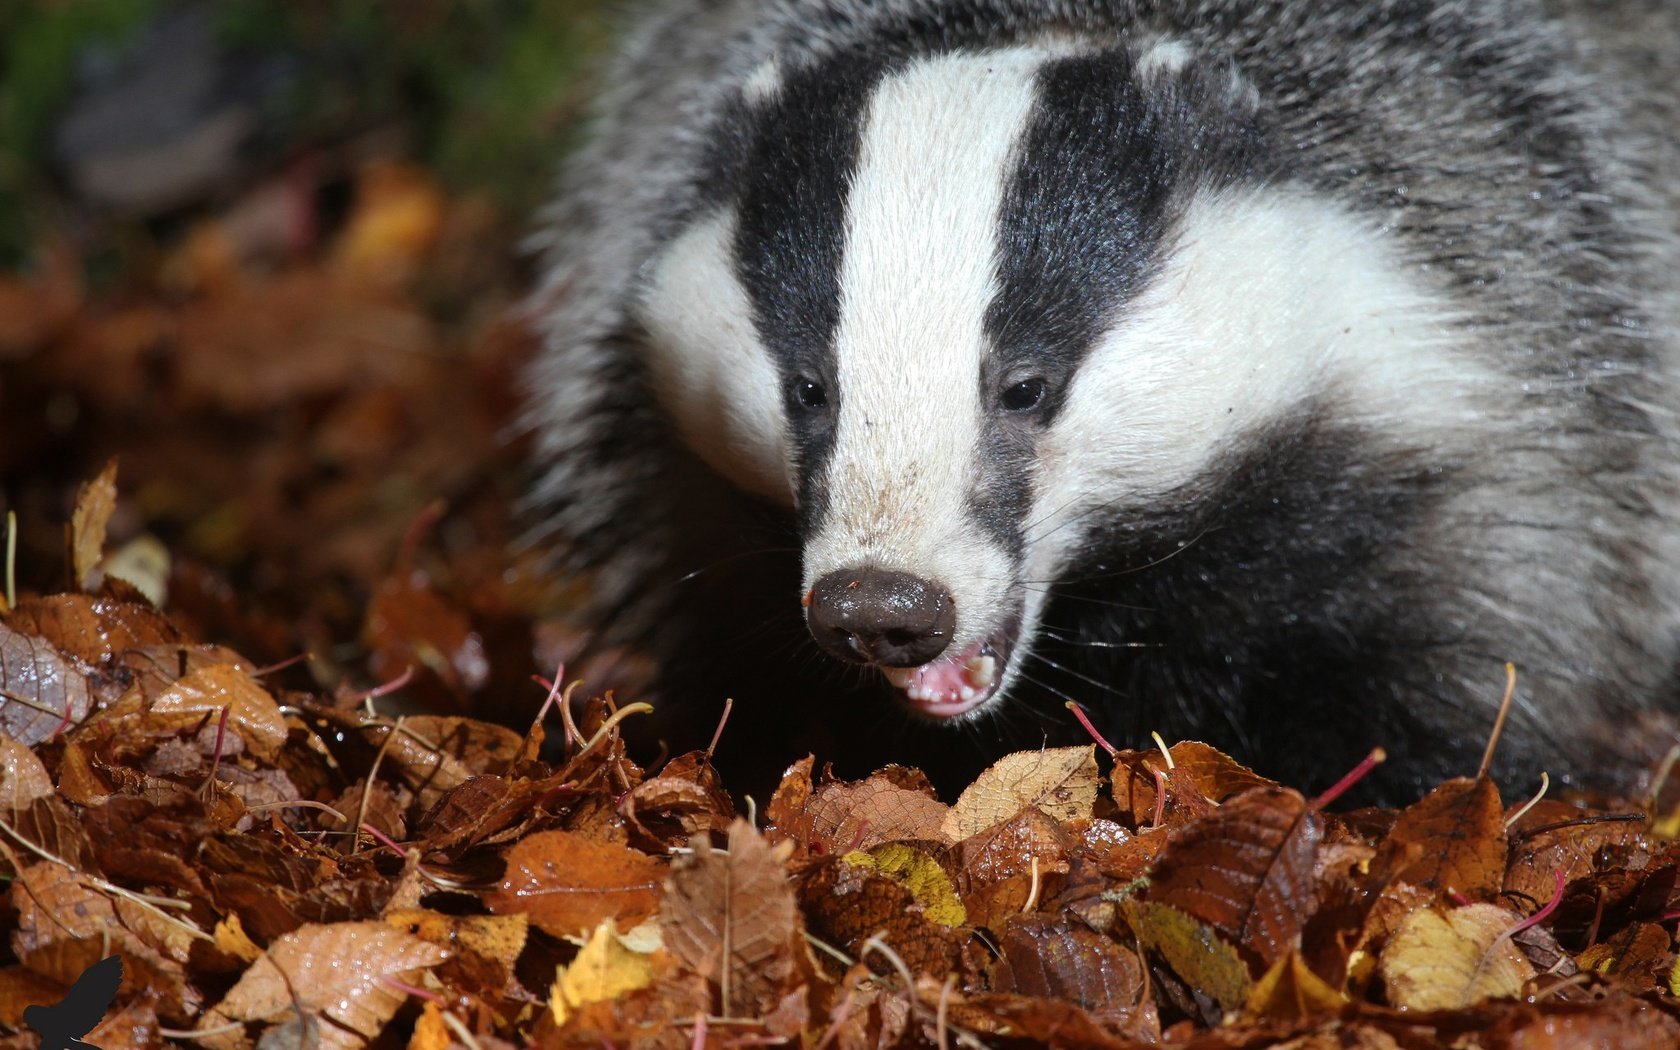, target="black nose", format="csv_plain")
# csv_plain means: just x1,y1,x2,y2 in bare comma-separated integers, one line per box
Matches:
807,568,956,667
